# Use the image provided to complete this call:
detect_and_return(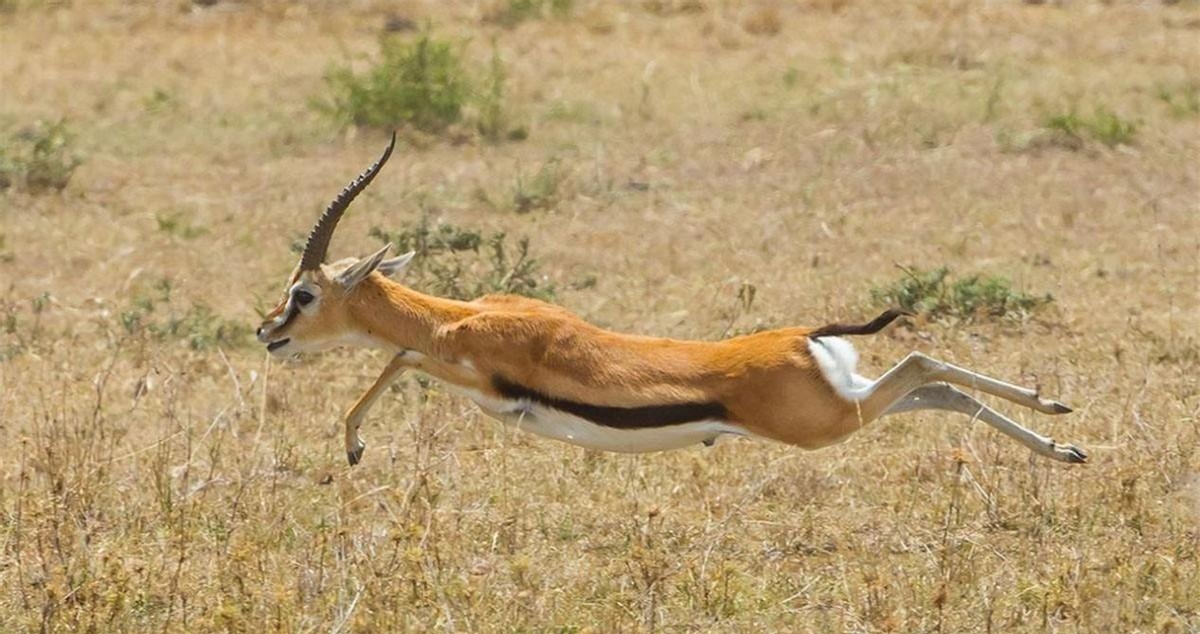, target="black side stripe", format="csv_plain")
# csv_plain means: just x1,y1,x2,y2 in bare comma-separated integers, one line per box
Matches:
492,377,727,429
